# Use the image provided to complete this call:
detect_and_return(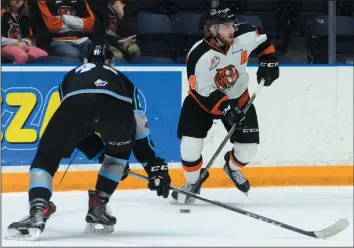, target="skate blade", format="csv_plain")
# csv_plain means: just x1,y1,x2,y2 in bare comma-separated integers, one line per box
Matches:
6,228,41,241
170,197,177,205
170,197,181,205
169,194,196,205
84,223,114,235
224,169,249,197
